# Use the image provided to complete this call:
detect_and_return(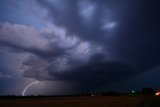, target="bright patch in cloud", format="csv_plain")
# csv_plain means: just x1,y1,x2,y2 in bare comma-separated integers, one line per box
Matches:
78,1,96,20
0,73,12,79
102,22,117,30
